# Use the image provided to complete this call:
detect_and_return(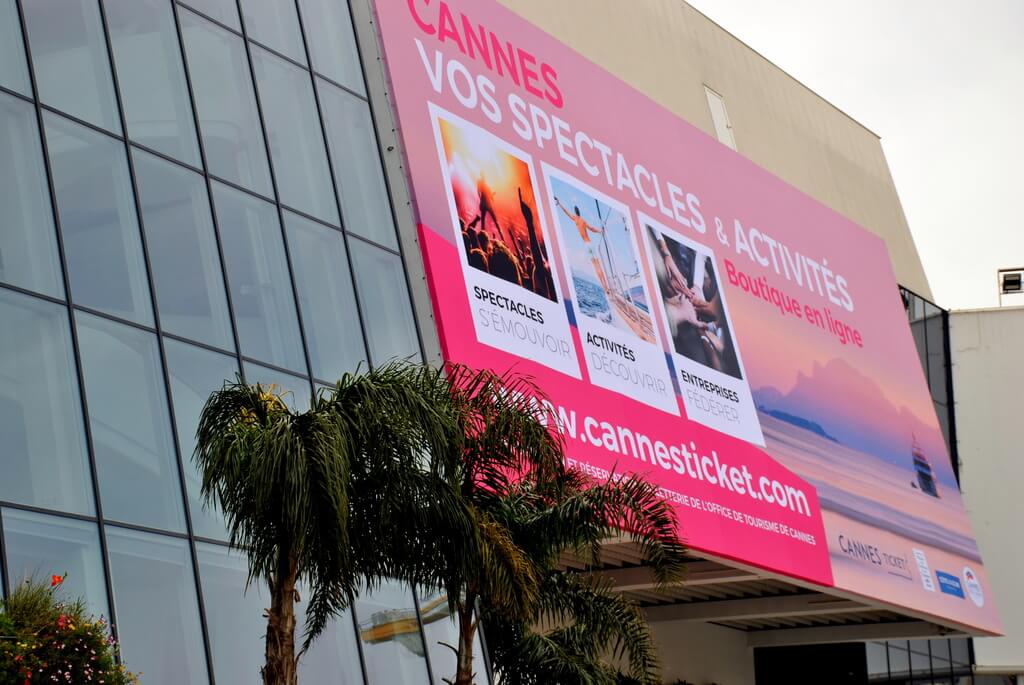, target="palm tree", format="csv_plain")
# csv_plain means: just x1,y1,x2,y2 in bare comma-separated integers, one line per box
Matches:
480,471,687,684
194,363,478,685
410,365,688,685
412,365,564,685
